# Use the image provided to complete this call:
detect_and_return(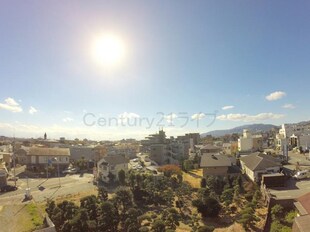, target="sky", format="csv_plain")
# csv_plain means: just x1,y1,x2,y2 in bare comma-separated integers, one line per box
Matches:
0,0,310,140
